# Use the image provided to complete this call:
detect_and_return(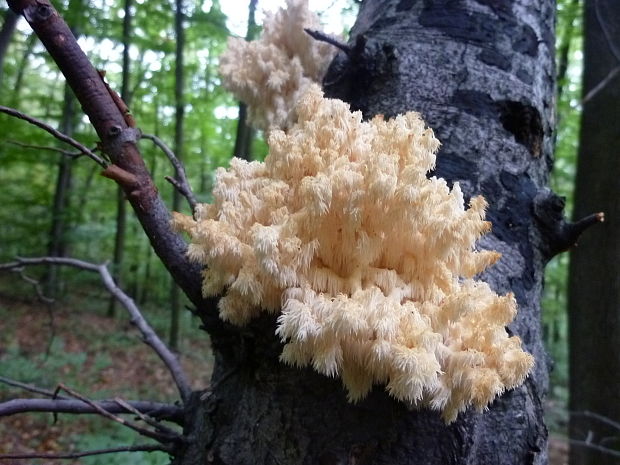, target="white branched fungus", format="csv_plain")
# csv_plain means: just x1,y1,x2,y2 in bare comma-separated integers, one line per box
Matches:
219,0,336,132
174,86,534,423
